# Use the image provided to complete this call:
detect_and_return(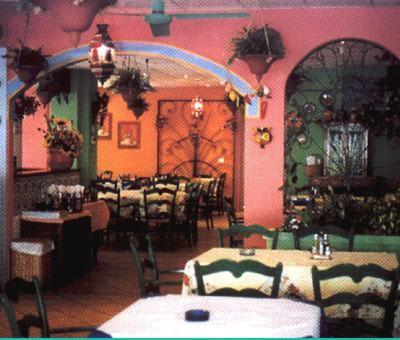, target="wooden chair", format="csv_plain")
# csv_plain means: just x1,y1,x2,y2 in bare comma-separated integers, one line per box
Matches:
142,187,177,249
130,235,183,298
94,185,137,245
312,263,399,337
153,177,180,191
0,293,21,337
201,180,217,230
217,224,279,249
293,225,354,251
211,173,226,215
4,277,96,337
194,259,283,297
98,170,113,180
